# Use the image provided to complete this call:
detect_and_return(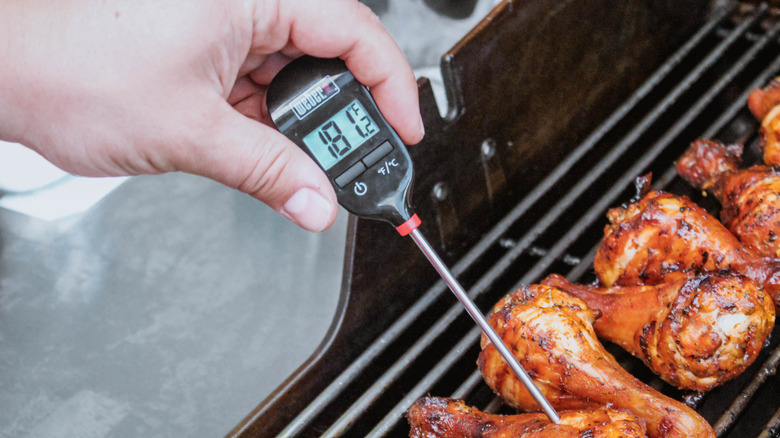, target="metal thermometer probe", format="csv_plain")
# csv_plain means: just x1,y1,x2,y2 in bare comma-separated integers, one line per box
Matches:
266,55,561,424
408,228,561,423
